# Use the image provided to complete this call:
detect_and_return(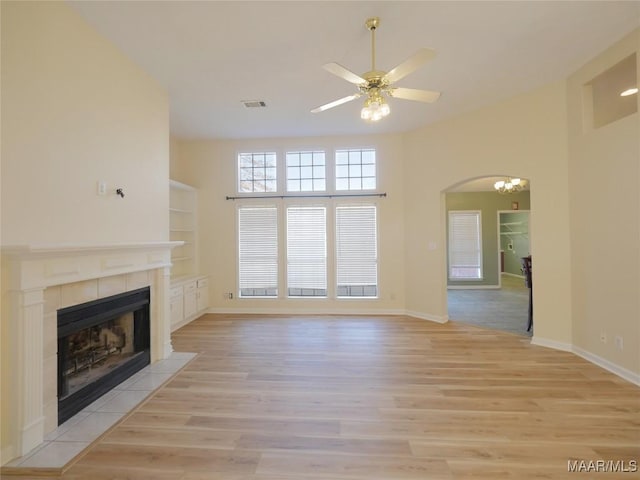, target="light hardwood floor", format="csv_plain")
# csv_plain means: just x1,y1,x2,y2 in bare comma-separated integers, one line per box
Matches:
8,314,640,479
